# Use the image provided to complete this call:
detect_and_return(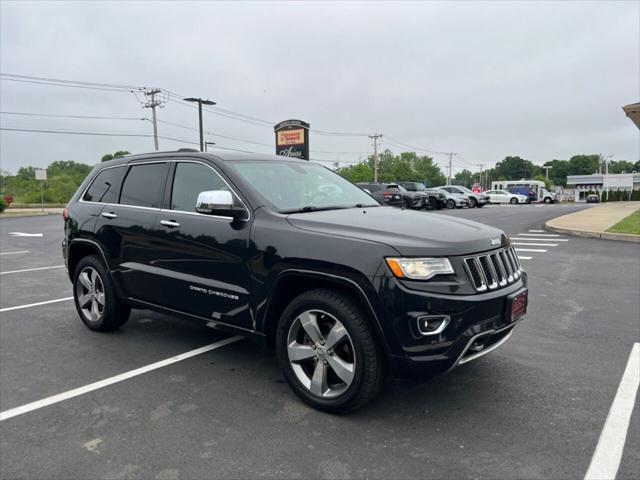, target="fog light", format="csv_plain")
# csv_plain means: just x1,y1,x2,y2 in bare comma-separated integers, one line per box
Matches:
417,315,450,336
